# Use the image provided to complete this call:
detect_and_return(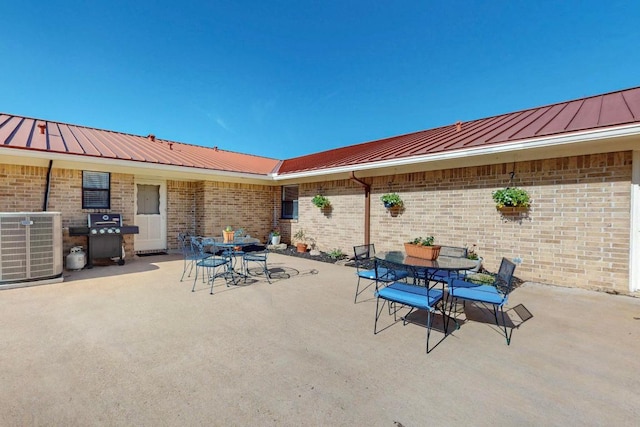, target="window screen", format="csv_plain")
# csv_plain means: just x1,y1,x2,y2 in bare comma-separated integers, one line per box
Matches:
137,184,160,214
82,171,110,209
281,185,298,219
